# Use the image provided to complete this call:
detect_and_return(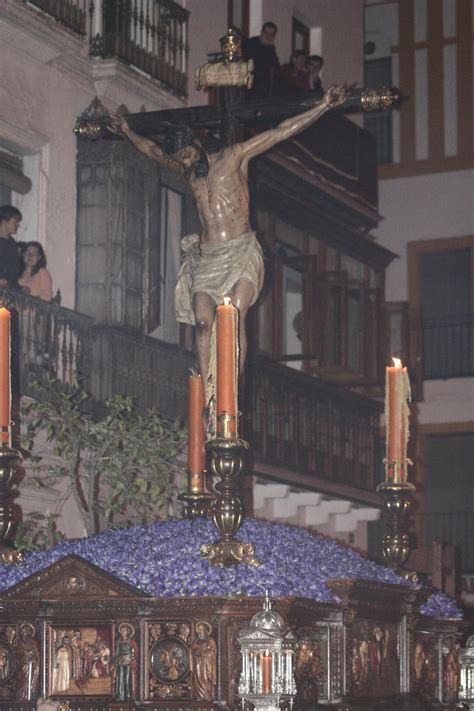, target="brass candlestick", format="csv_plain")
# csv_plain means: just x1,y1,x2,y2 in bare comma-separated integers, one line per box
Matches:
201,431,259,567
377,480,417,579
178,469,214,519
0,442,24,563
